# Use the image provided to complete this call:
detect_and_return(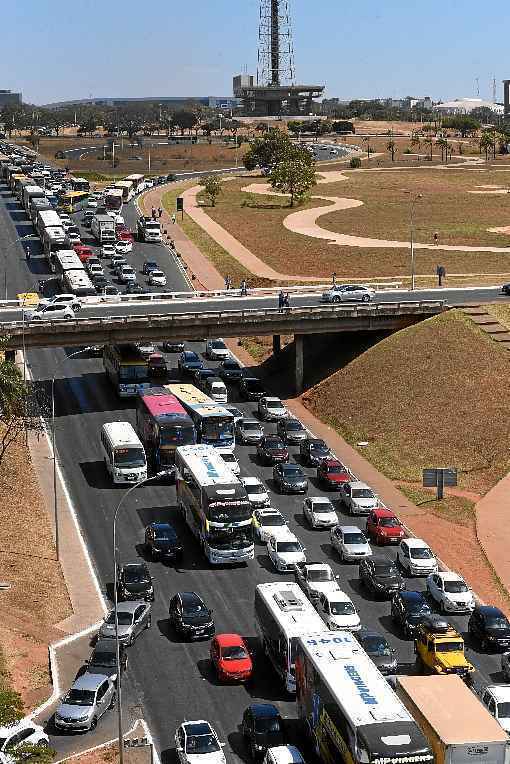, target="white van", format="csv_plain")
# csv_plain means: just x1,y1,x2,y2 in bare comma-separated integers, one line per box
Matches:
205,377,227,404
100,421,147,484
